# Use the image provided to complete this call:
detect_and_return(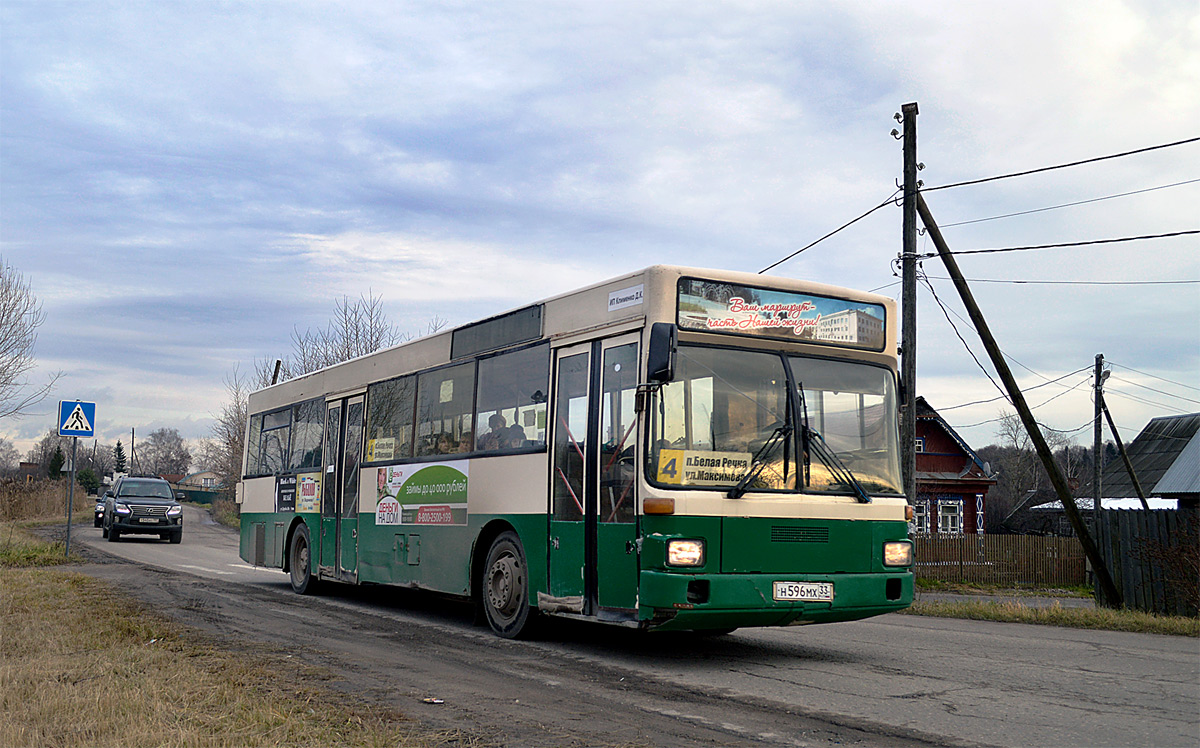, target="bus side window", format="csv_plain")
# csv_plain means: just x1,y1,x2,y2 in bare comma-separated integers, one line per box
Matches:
475,344,549,453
